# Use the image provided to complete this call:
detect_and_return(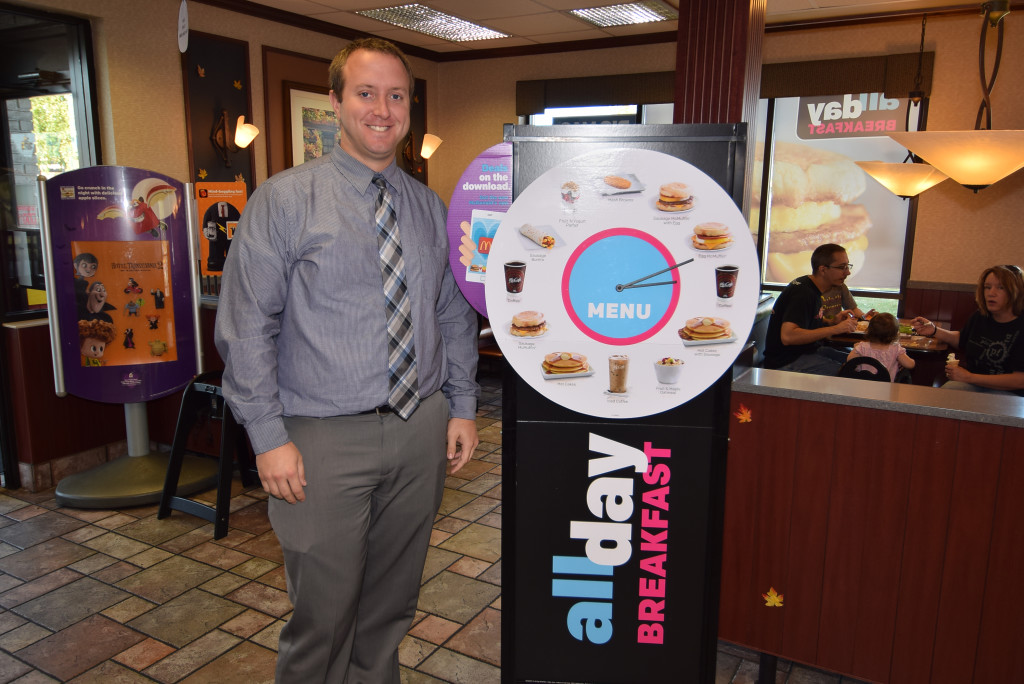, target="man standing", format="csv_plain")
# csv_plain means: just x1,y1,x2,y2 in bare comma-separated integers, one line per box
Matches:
764,243,858,374
215,38,480,683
